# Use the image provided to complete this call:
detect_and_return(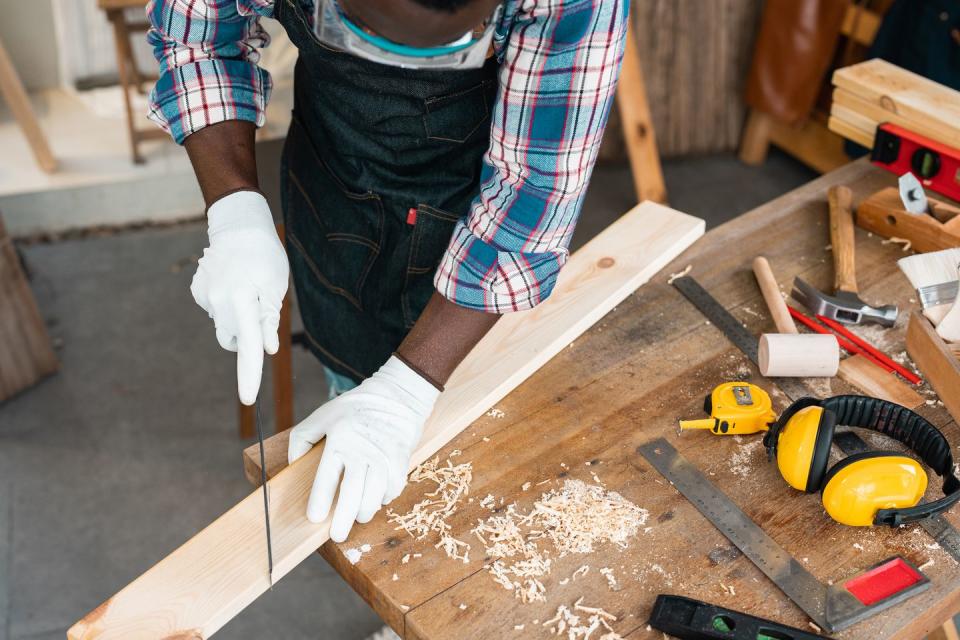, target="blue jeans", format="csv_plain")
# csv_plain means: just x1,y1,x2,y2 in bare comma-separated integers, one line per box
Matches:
324,365,358,400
